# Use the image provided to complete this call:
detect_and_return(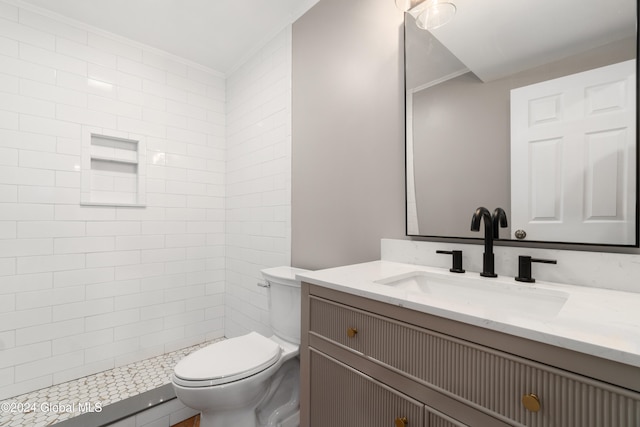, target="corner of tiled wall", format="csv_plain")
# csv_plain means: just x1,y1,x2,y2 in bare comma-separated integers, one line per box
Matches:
0,0,226,400
224,26,293,339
